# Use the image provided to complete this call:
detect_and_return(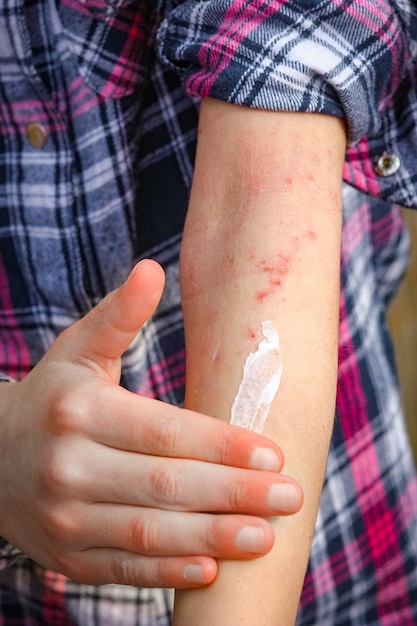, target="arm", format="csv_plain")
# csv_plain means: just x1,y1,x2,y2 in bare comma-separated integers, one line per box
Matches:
174,99,346,622
0,260,302,587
